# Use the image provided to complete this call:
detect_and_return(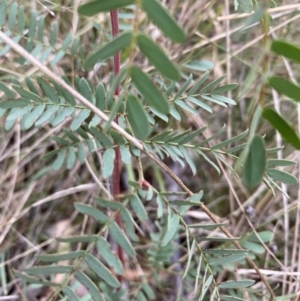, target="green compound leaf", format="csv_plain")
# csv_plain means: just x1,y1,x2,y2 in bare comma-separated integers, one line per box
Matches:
141,0,186,43
262,108,300,149
131,66,169,114
103,148,115,179
0,98,30,109
267,169,298,185
271,40,300,64
137,33,180,80
268,77,300,102
126,94,149,140
74,271,105,301
242,135,266,188
109,221,135,256
78,0,135,15
85,253,120,288
84,32,133,69
97,237,123,275
130,194,148,221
